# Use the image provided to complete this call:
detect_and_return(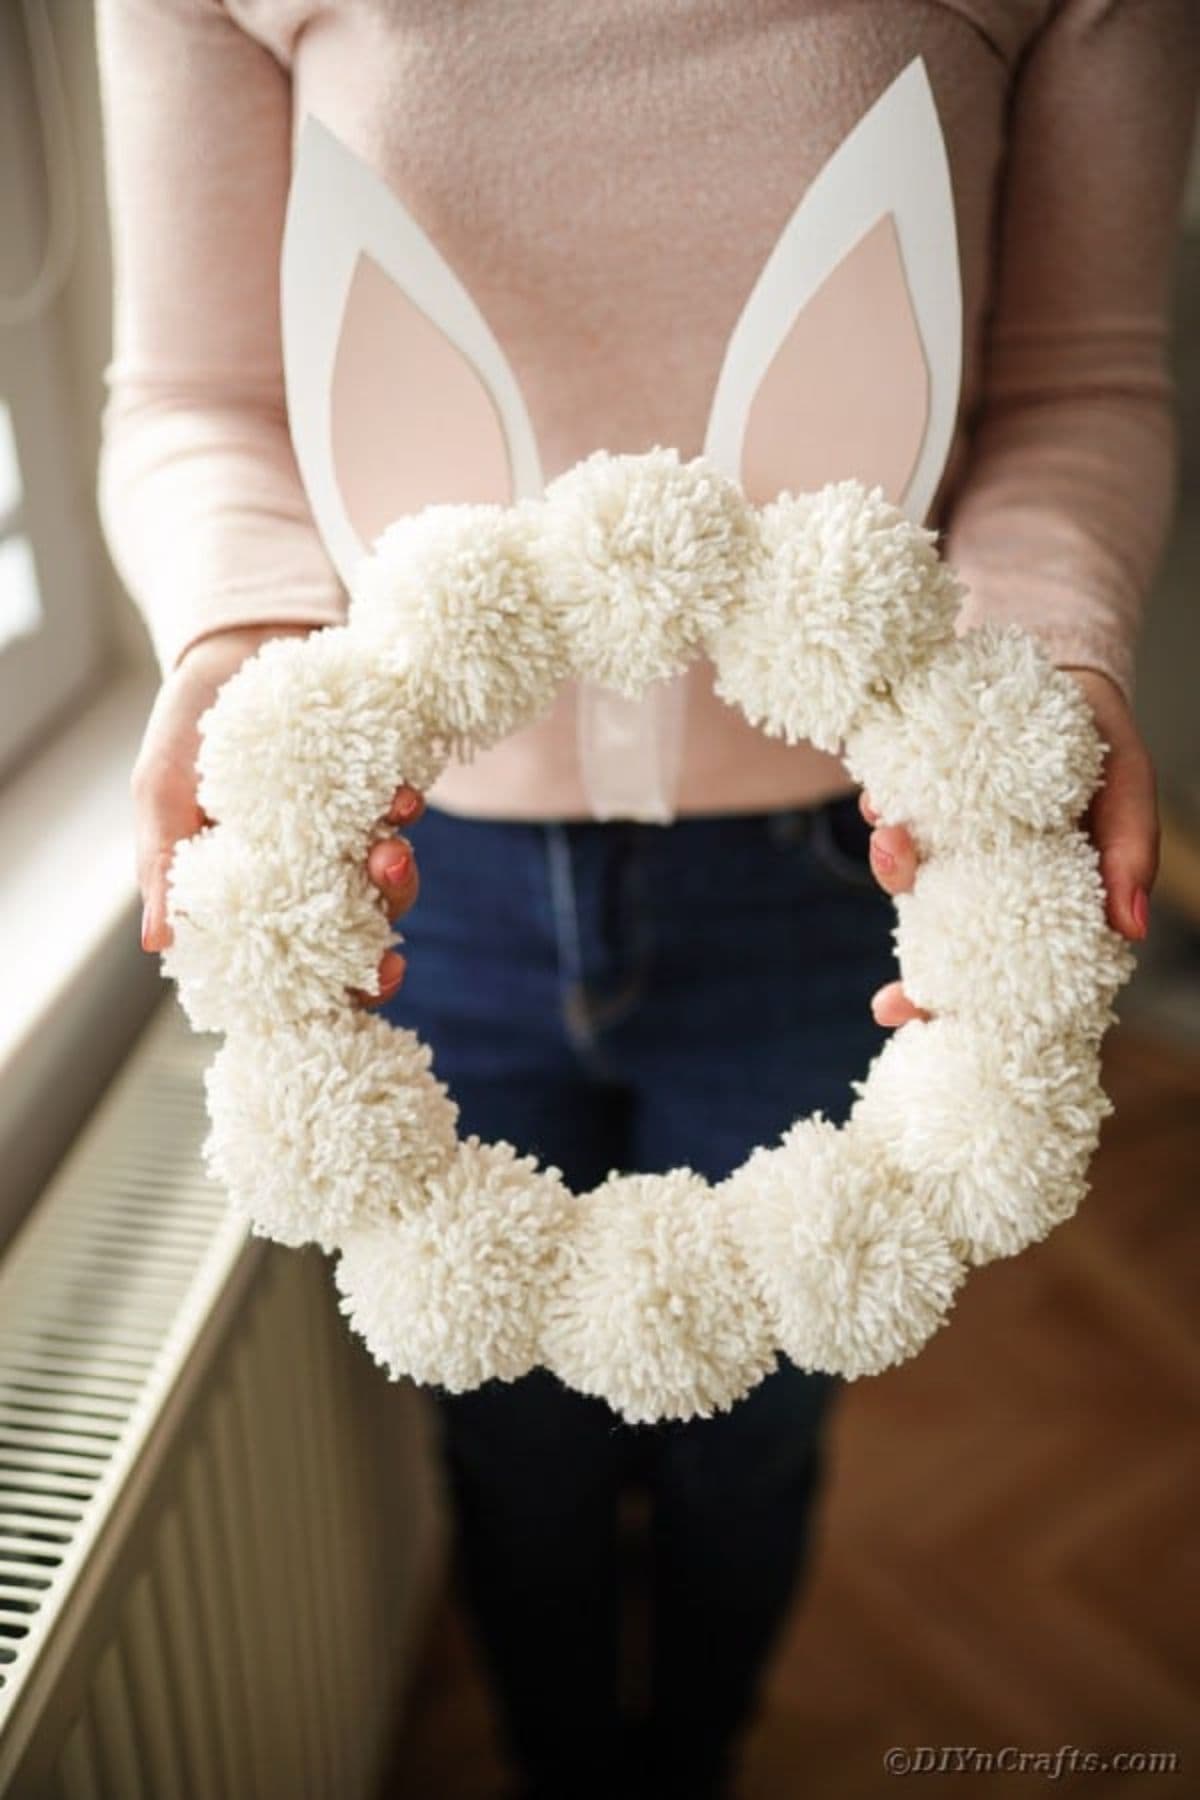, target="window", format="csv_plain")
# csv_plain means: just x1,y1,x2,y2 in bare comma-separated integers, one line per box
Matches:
0,401,42,651
0,0,108,782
